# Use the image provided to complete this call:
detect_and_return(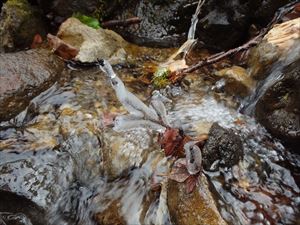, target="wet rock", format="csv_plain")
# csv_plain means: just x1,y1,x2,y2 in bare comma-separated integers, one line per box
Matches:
214,66,254,97
0,149,74,209
195,0,291,50
55,17,127,63
111,0,290,49
202,123,244,170
255,59,300,149
102,129,159,179
36,0,123,24
0,190,46,225
0,49,64,122
0,0,46,52
167,175,227,225
248,18,300,80
94,200,126,225
110,0,195,47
